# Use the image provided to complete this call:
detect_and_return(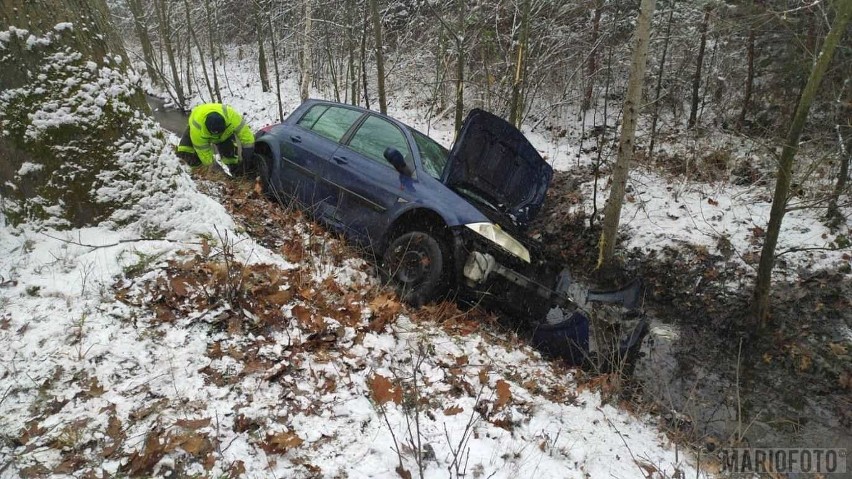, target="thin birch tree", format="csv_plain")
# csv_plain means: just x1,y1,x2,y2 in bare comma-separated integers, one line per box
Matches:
204,0,222,102
369,0,387,113
256,13,270,93
648,5,674,159
153,0,185,108
127,0,157,81
300,0,313,101
687,5,711,129
508,0,530,127
753,0,852,324
596,0,657,271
